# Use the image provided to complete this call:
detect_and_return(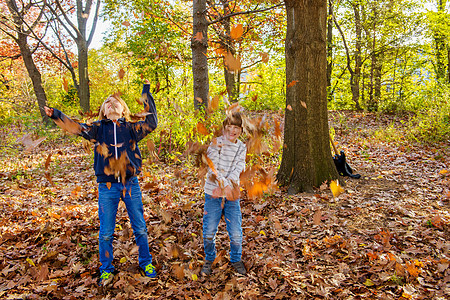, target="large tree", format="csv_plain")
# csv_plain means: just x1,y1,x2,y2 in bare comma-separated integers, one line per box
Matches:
277,0,338,193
